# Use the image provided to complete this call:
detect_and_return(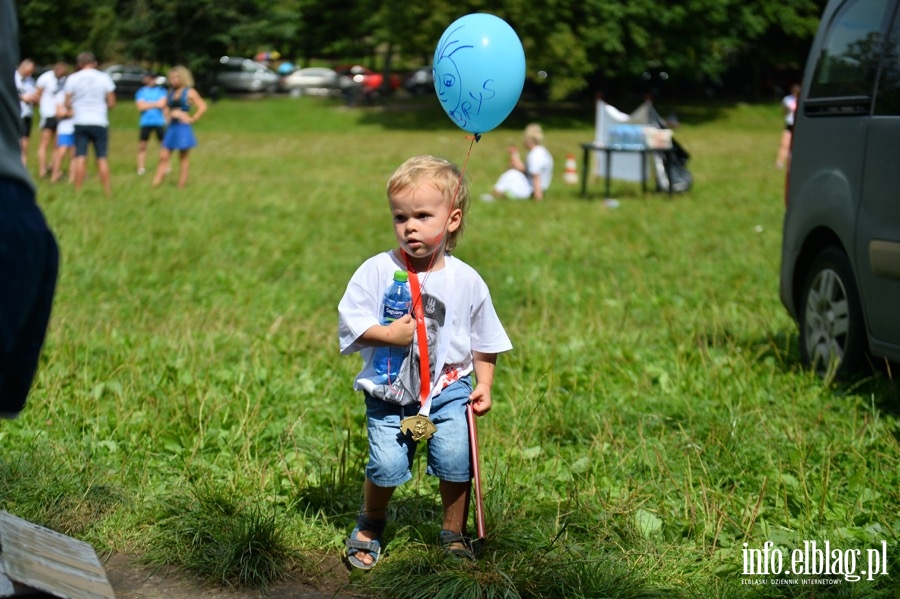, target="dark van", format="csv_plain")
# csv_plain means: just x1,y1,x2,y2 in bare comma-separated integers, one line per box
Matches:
780,0,900,377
